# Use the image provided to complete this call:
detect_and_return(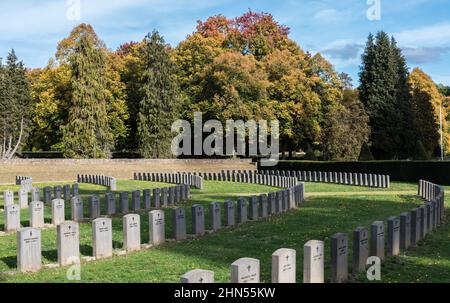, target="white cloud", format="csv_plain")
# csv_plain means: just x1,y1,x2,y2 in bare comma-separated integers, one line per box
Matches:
394,22,450,47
